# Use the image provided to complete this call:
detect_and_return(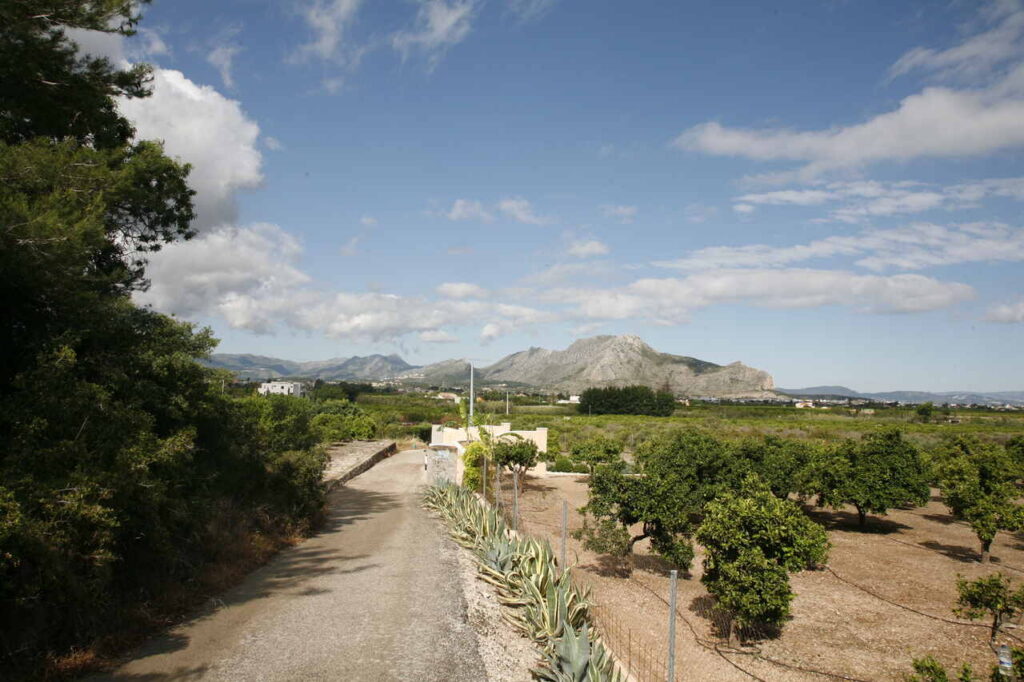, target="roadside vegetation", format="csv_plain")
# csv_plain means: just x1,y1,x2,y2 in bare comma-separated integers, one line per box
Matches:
0,4,372,677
